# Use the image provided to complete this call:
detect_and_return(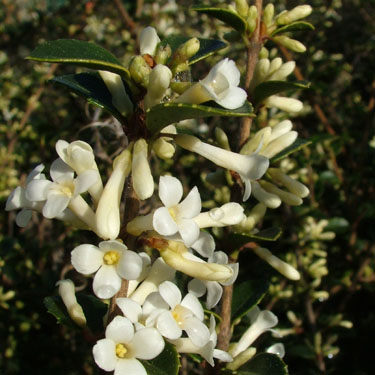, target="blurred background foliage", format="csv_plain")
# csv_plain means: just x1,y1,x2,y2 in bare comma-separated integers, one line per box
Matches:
0,0,374,374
